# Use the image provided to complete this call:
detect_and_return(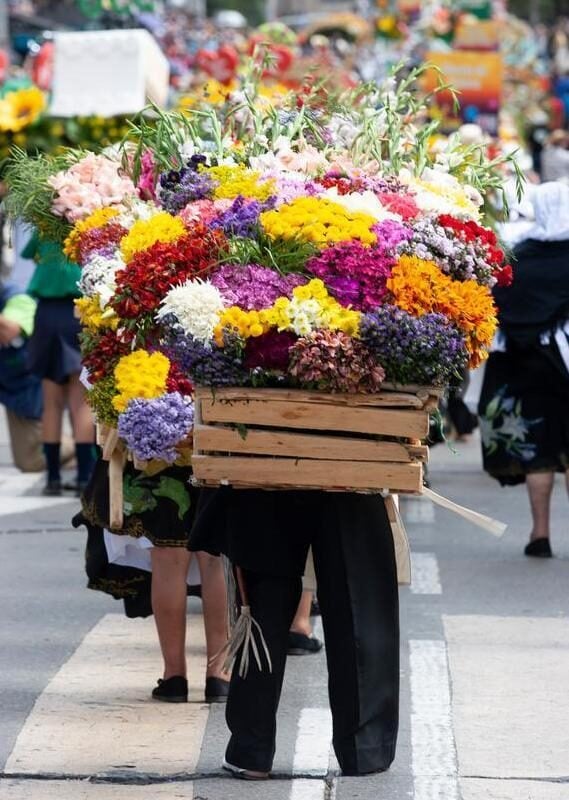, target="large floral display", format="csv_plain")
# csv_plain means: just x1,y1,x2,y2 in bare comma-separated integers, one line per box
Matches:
5,67,516,474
